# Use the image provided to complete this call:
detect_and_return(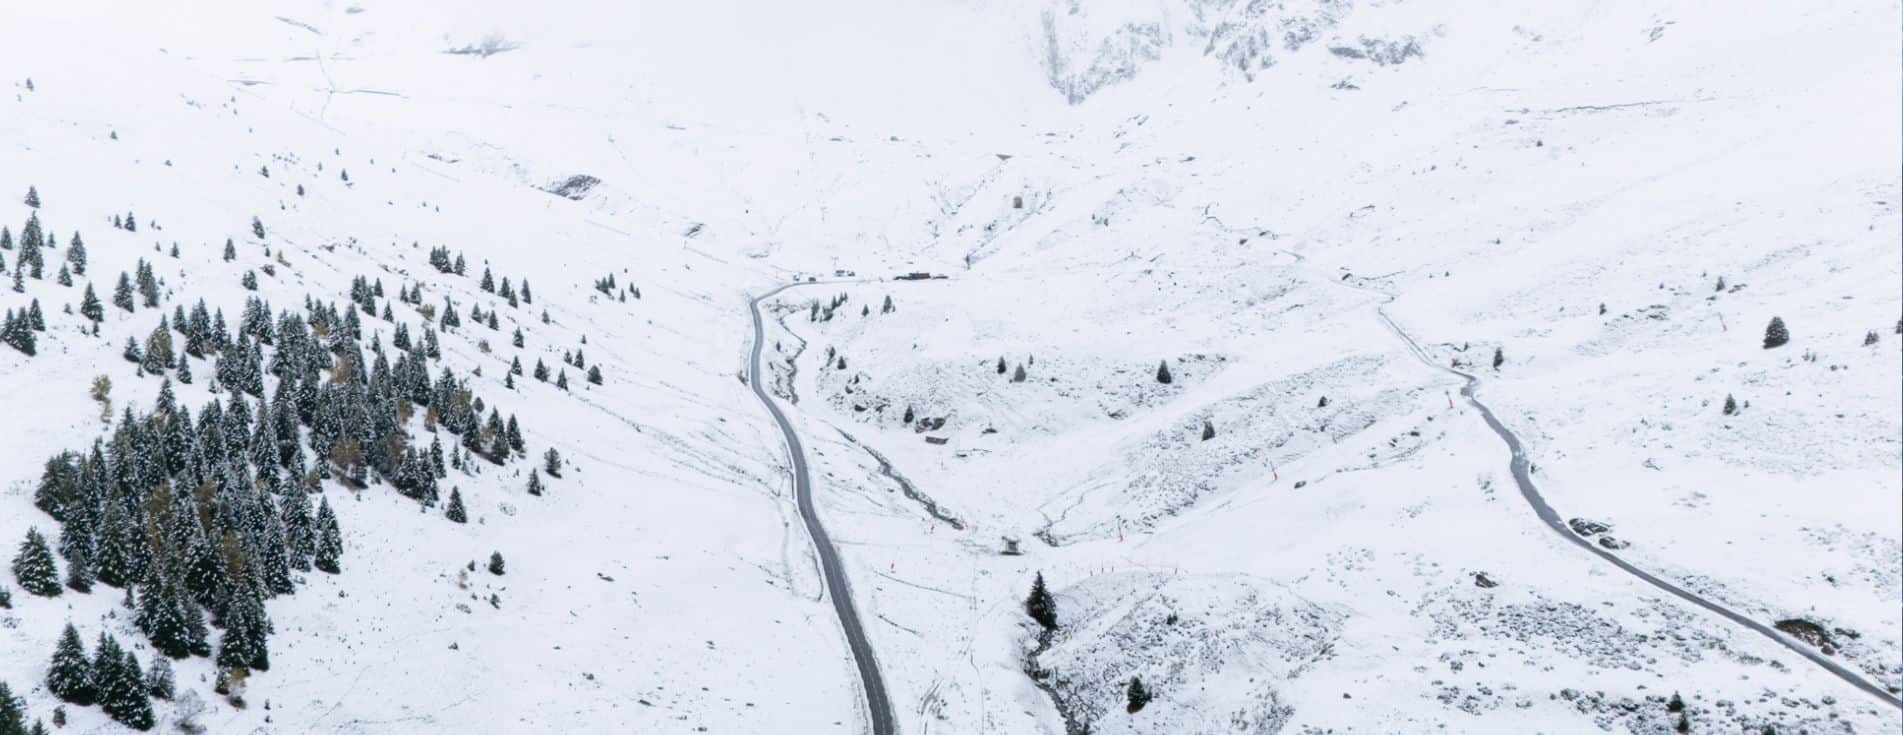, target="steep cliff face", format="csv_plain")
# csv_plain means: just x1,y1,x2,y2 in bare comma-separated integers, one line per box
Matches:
1038,0,1429,103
